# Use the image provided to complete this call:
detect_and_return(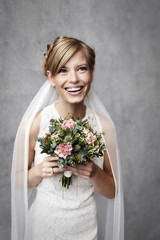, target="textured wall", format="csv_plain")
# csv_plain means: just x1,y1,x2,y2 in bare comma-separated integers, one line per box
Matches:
0,0,160,239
